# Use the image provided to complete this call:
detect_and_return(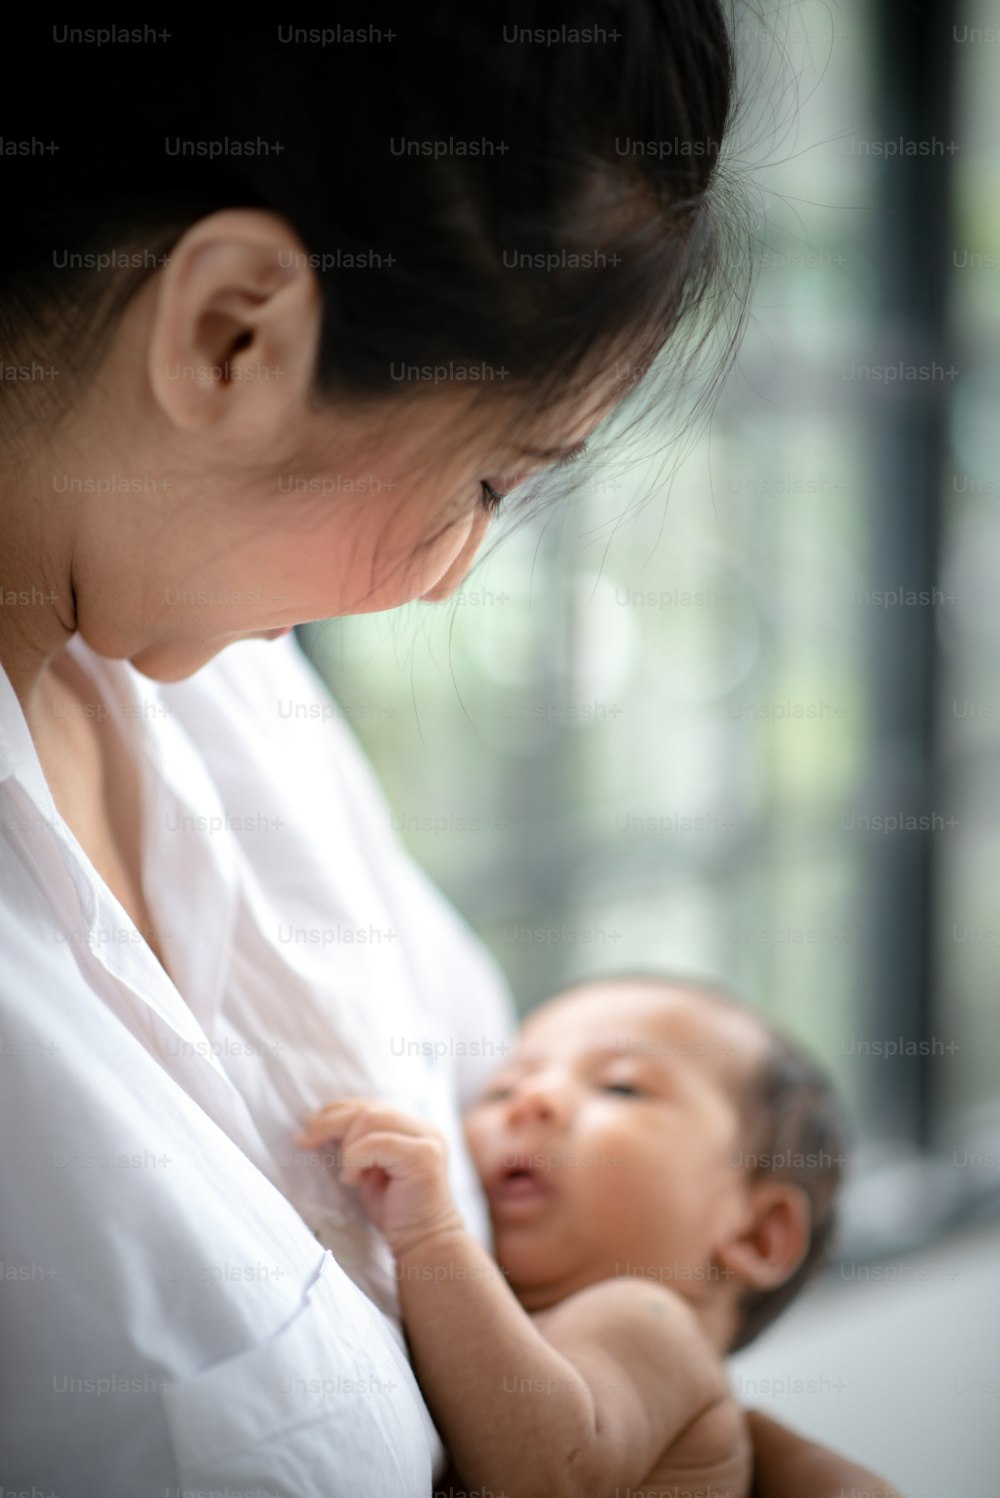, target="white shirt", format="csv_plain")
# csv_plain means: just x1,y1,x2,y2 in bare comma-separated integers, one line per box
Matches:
0,630,516,1497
